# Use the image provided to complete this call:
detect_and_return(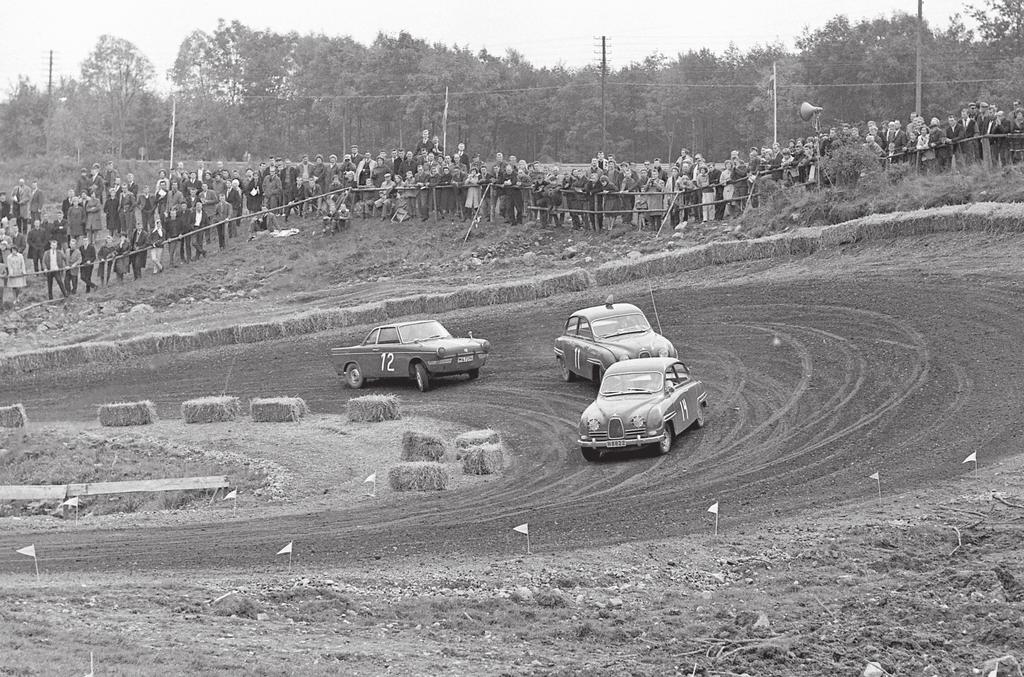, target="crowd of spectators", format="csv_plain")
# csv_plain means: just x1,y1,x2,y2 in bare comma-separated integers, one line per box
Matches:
1,102,1021,307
